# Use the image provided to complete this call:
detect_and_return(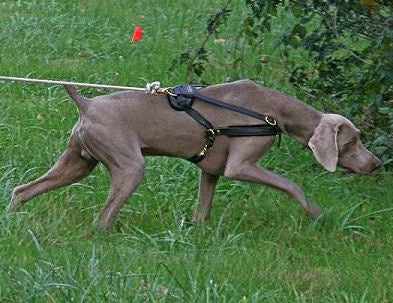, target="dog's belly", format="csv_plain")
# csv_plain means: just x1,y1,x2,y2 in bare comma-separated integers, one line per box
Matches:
140,133,274,176
137,119,233,175
140,129,208,156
